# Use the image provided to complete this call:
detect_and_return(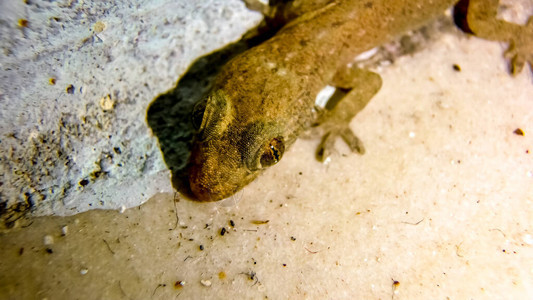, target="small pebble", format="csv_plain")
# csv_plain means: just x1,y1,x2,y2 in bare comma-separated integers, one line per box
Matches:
513,128,525,136
66,84,74,94
174,280,185,288
99,94,115,111
18,19,28,27
80,268,88,275
43,235,54,245
61,226,68,236
200,279,211,287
